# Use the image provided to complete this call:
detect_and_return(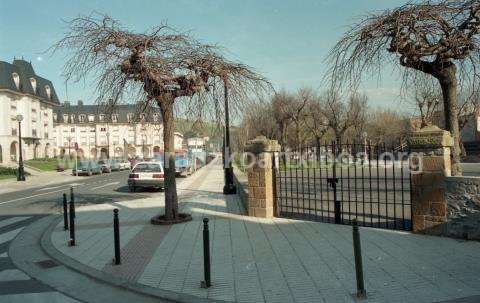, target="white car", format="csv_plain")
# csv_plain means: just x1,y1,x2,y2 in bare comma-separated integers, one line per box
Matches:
128,162,164,192
118,160,130,170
